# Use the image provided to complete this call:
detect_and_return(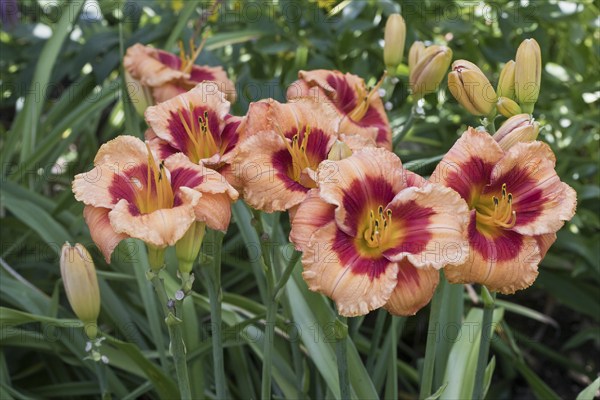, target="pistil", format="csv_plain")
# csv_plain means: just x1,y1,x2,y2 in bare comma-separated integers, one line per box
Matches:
363,206,393,248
